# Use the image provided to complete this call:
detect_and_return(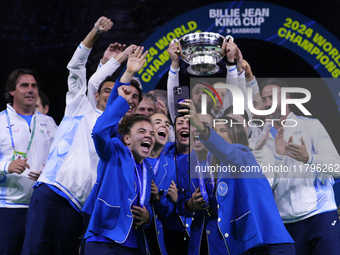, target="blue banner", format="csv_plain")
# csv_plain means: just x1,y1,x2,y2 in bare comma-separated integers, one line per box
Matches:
135,1,340,100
